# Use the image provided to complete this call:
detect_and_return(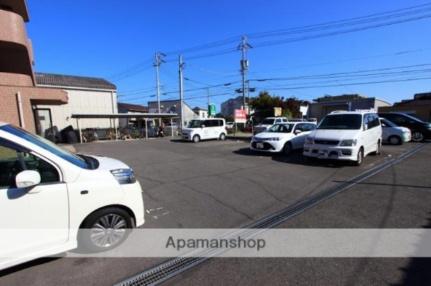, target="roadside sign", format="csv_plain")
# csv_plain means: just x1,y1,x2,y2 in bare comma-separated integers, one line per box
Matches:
234,109,247,123
208,104,216,116
274,107,282,117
